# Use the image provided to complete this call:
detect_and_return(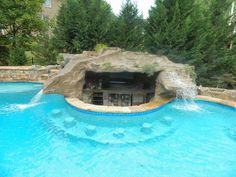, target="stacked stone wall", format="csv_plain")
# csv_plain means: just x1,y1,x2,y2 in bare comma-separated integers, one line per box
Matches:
198,87,236,102
0,66,59,82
